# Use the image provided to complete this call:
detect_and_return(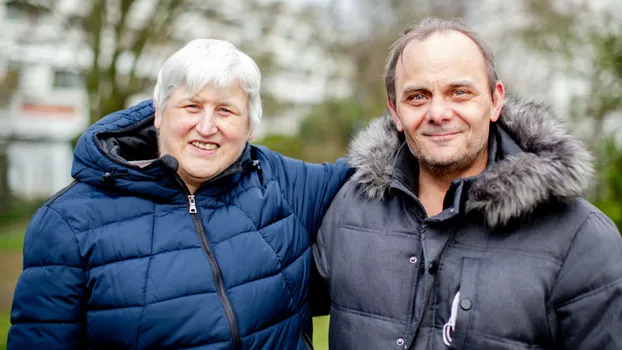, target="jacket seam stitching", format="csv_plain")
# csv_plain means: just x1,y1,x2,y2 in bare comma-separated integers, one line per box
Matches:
85,246,201,270
331,303,403,323
10,320,82,325
274,188,312,322
87,262,309,313
175,306,303,349
428,326,542,348
451,242,563,265
46,206,86,271
554,276,622,309
43,206,87,343
546,213,593,341
340,223,422,238
134,202,156,349
75,212,154,234
311,165,330,234
23,263,82,270
272,165,311,240
230,203,299,313
43,180,79,206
